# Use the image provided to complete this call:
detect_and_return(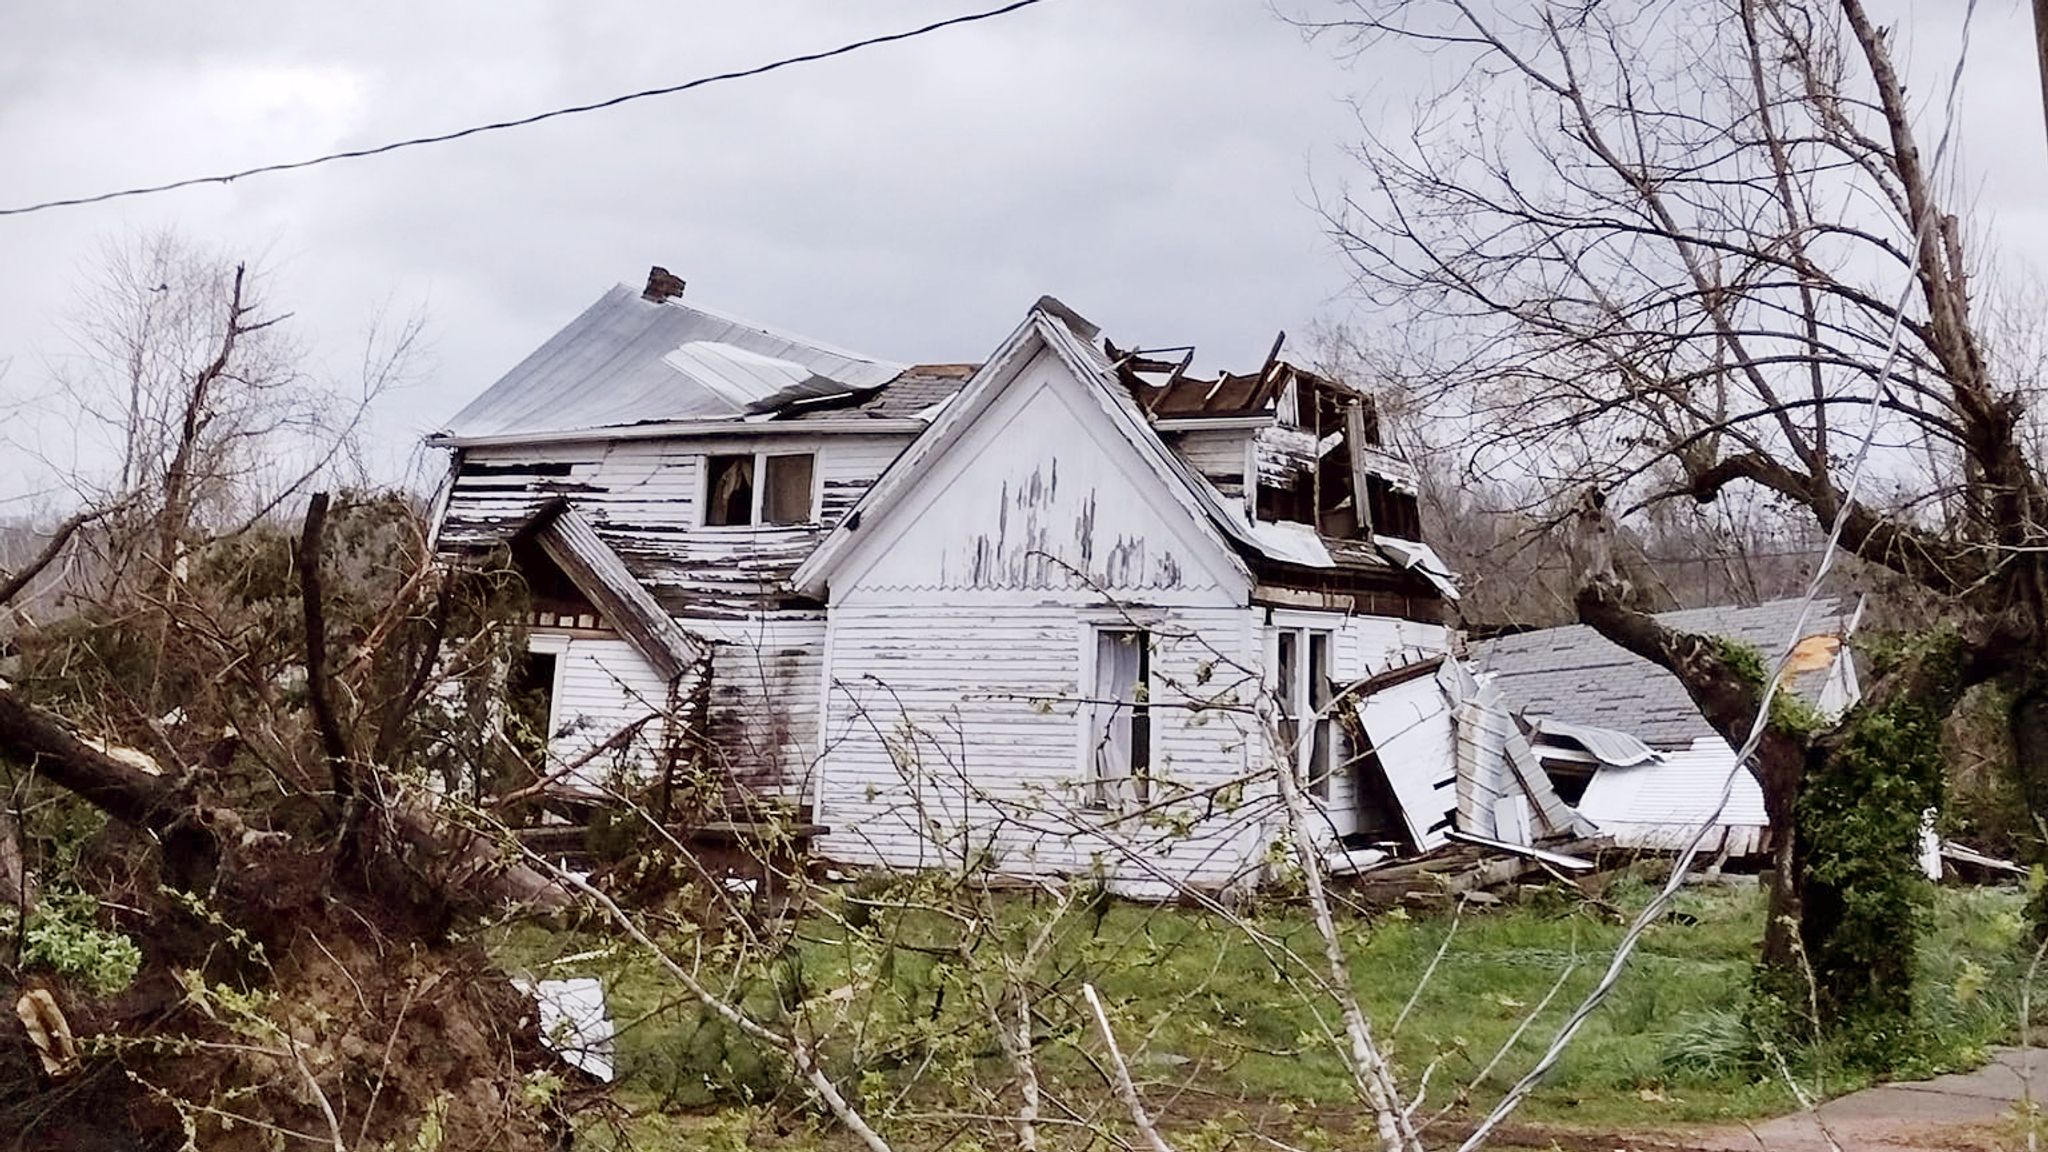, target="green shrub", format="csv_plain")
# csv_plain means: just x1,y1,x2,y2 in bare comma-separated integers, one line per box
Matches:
19,888,142,996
